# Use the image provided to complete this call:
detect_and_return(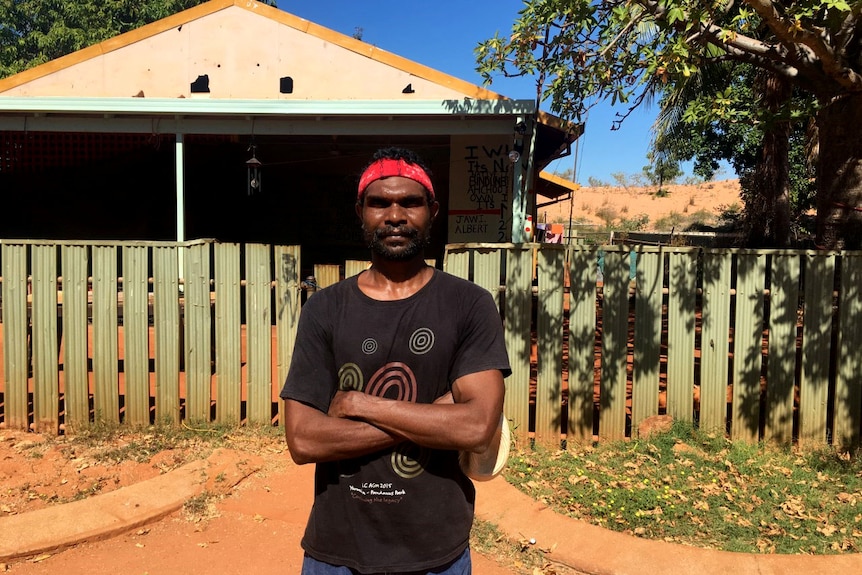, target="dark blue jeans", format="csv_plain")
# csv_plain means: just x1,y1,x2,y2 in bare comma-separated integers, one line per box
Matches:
301,547,472,575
